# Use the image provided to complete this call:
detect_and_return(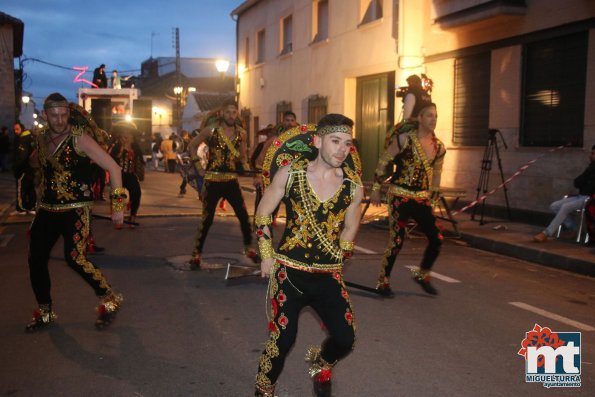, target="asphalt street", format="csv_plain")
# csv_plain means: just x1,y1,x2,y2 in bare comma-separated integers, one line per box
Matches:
0,170,593,396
